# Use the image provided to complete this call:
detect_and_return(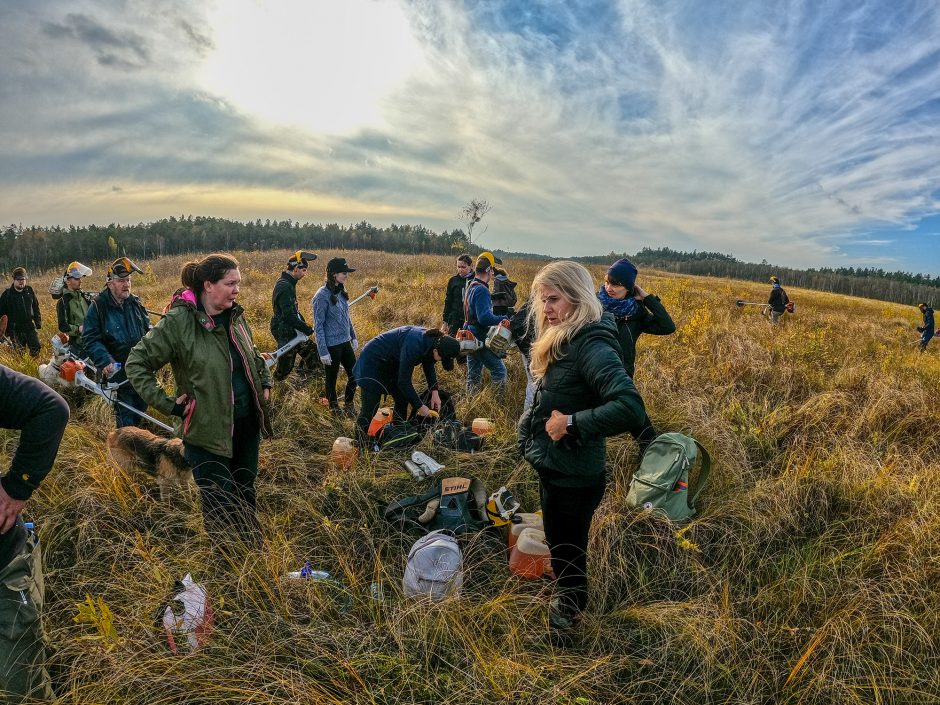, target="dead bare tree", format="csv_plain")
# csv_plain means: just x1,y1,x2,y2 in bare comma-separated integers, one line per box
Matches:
458,199,492,247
